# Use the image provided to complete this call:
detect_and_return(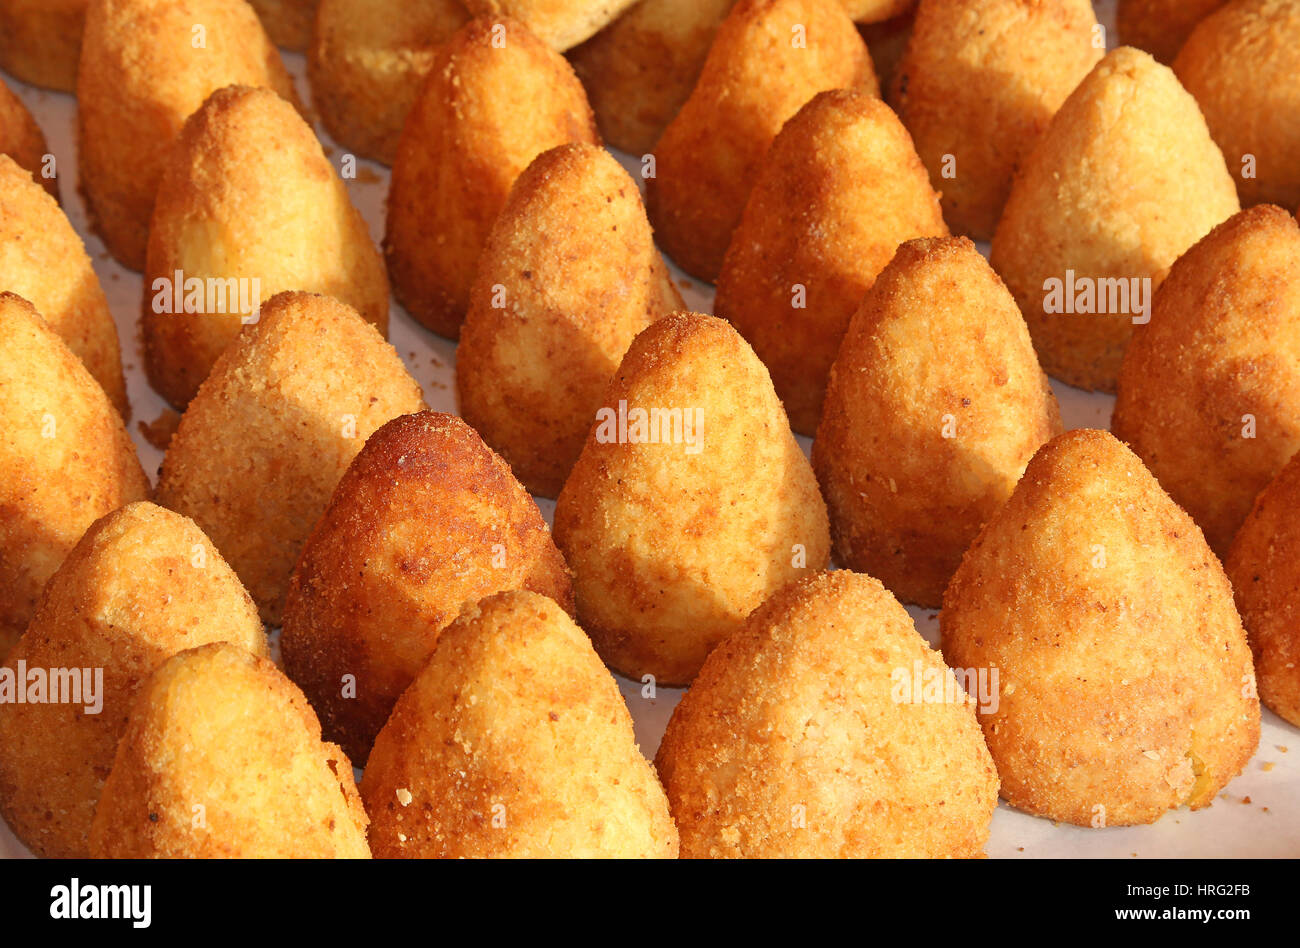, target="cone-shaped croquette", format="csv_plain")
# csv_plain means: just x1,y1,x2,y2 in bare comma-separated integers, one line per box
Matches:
459,0,639,50
1117,0,1224,64
249,0,316,49
0,0,87,92
0,79,57,199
